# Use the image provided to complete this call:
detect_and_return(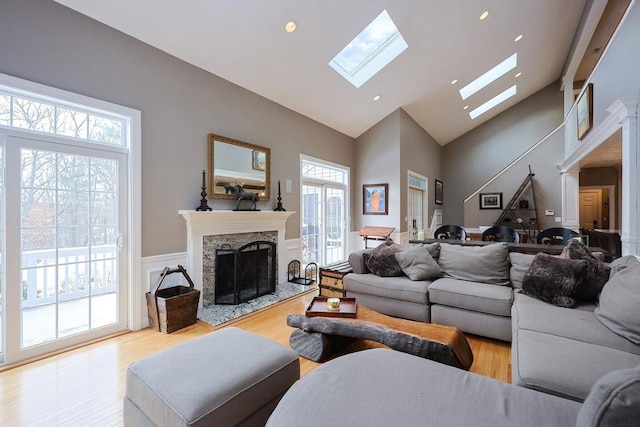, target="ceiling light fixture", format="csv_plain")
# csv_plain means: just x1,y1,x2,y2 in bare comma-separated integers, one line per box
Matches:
459,53,517,100
514,34,524,42
373,95,381,101
480,11,490,20
469,85,517,119
450,79,458,85
515,72,522,78
463,105,469,110
285,21,297,33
